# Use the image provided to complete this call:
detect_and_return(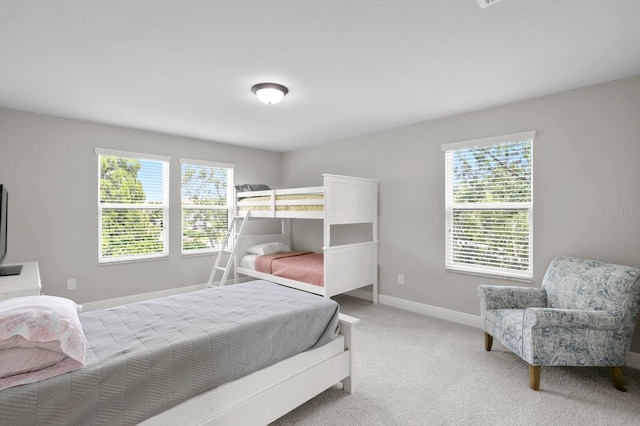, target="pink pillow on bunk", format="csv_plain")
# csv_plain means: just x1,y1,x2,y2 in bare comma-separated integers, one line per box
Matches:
246,242,291,255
